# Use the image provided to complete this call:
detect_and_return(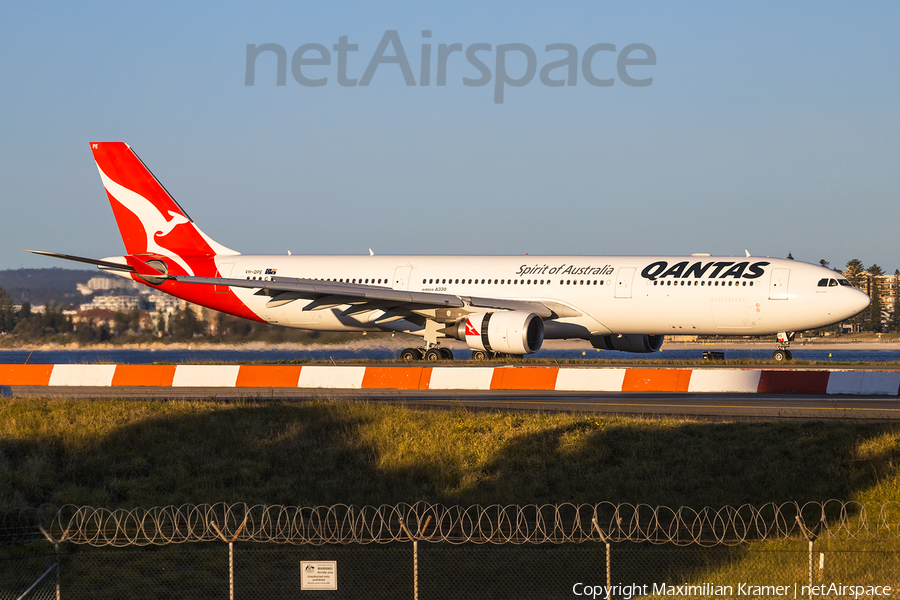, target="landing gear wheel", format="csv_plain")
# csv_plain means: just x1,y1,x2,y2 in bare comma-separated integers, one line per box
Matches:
440,348,454,360
423,348,443,362
785,350,793,360
773,349,788,362
471,350,488,360
400,348,420,361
